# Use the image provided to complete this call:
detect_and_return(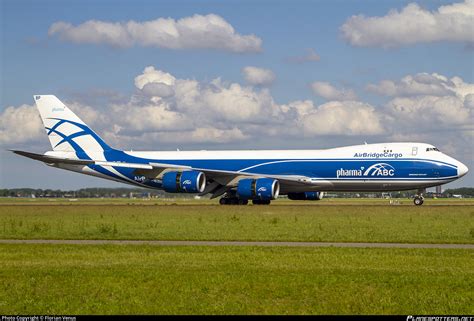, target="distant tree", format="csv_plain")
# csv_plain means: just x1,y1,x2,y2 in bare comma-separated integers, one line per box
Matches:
443,188,474,197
